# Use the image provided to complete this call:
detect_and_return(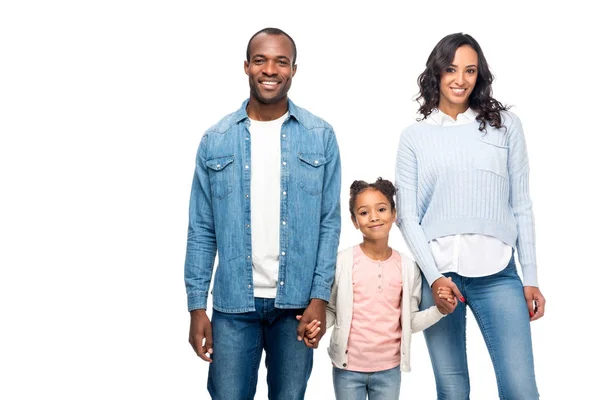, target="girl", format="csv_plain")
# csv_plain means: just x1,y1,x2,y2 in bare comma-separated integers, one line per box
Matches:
323,178,455,399
395,33,546,399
